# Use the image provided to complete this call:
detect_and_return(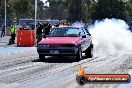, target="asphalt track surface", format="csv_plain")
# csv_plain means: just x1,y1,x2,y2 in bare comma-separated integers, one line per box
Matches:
0,49,132,88
0,35,132,88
